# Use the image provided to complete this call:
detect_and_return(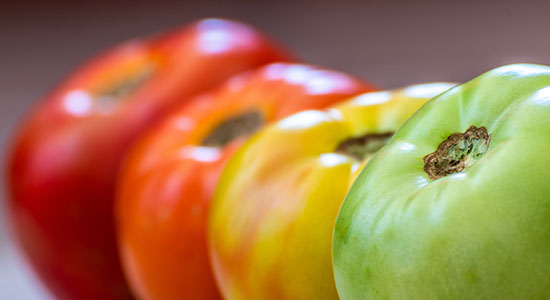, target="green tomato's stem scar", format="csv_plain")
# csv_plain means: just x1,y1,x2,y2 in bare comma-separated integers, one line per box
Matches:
423,125,491,180
202,110,264,147
336,132,394,161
